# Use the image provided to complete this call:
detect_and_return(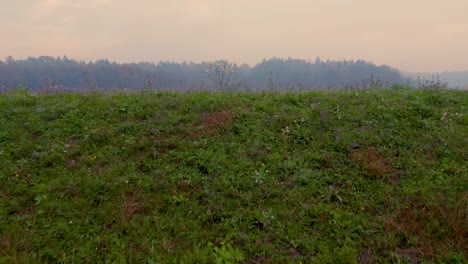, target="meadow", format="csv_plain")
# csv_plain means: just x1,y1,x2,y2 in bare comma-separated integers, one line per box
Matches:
0,87,466,263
